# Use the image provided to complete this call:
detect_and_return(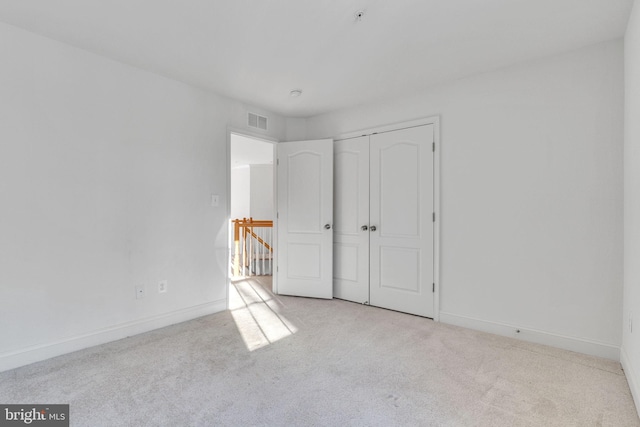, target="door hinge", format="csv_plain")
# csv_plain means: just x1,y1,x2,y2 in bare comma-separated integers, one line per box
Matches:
432,142,435,152
432,283,435,293
277,158,280,166
277,211,279,219
432,212,435,222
